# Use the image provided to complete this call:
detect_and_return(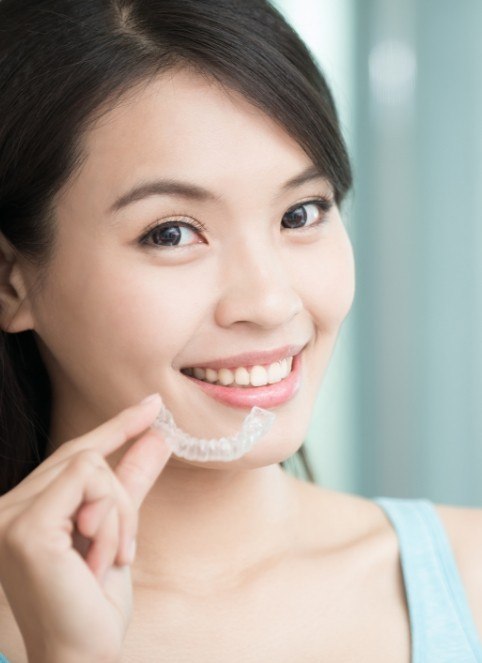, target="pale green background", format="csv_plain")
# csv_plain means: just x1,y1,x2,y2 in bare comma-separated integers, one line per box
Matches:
275,0,482,507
